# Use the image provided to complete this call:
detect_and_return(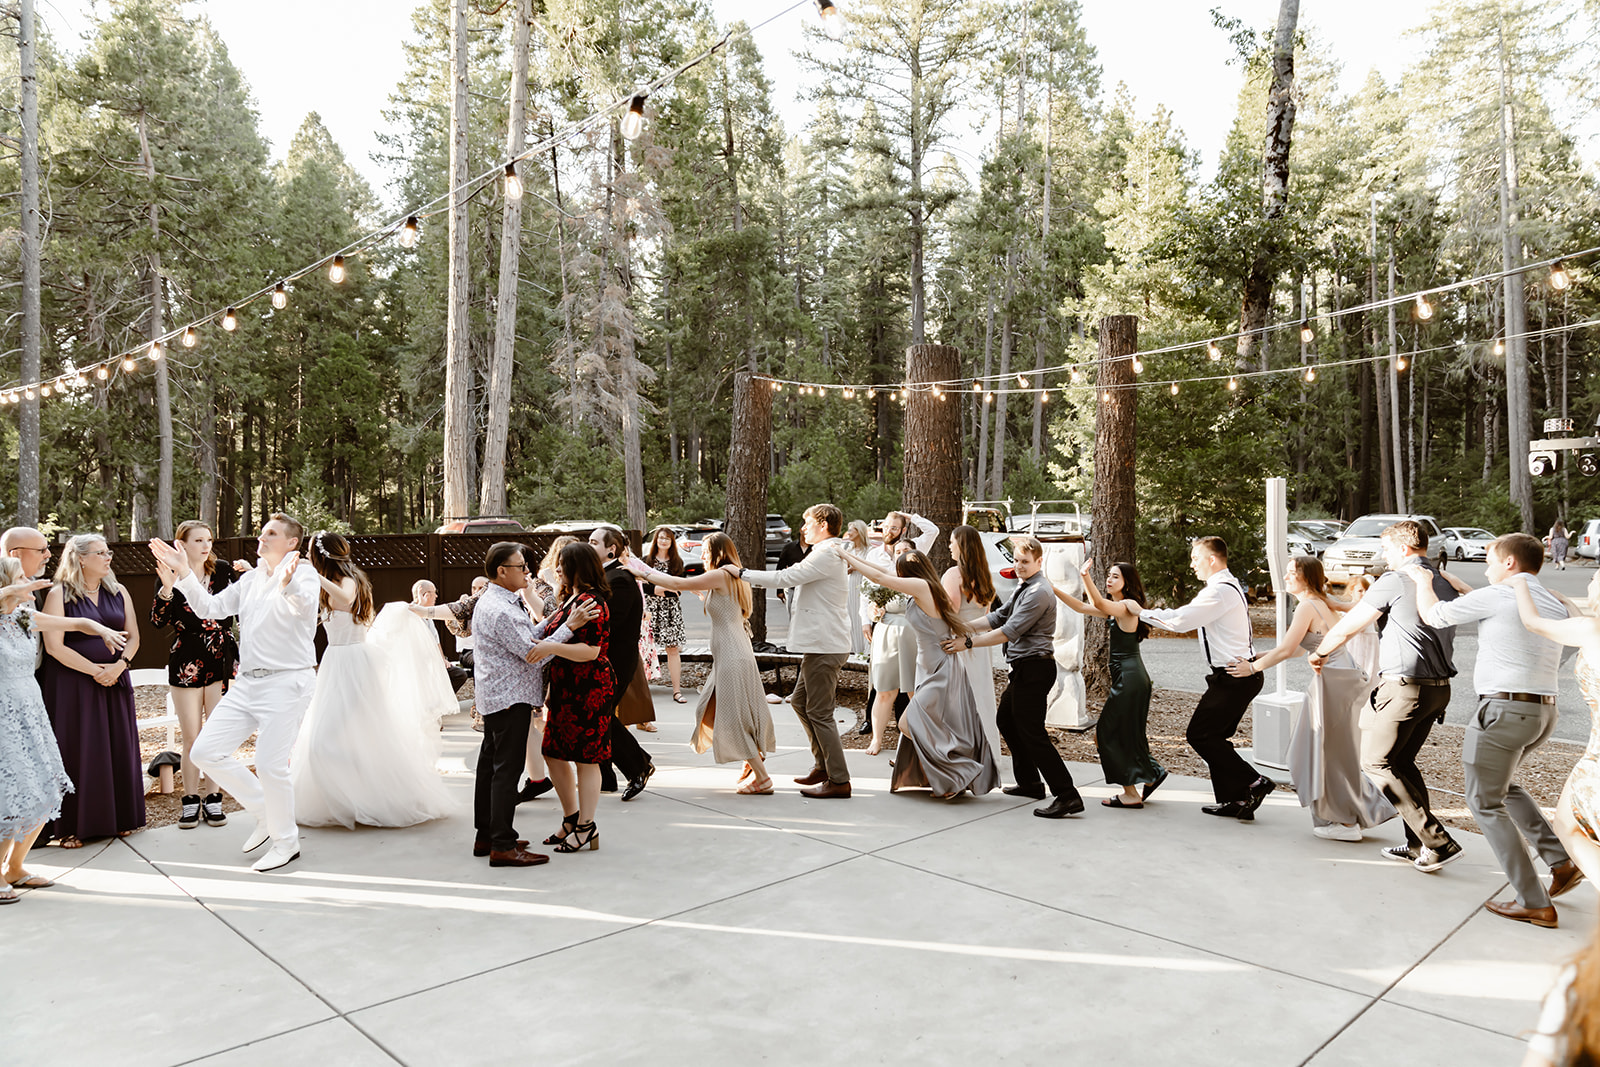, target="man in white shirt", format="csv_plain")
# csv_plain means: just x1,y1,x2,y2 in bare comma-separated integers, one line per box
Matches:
150,514,321,873
1409,532,1576,928
1142,536,1274,820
